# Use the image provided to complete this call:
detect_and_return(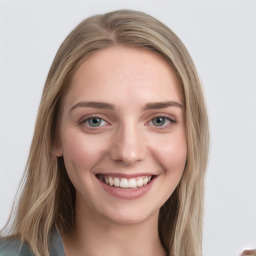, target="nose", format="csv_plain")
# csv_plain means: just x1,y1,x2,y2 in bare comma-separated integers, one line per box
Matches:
110,123,146,165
